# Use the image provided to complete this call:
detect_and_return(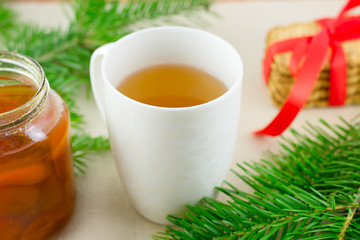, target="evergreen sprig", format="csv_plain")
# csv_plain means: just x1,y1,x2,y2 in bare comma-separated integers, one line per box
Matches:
0,0,212,174
71,134,111,175
155,117,360,239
